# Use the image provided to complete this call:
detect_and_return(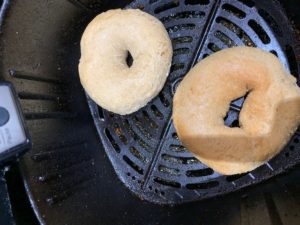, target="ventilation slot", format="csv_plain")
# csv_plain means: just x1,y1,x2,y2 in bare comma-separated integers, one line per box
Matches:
123,120,152,152
170,63,185,72
105,129,120,153
154,177,181,188
172,132,179,140
160,11,205,23
129,146,148,164
133,116,153,140
222,4,246,19
167,24,196,33
142,111,158,129
154,1,179,14
270,50,278,57
151,105,164,119
216,17,255,47
215,31,236,47
186,168,214,177
258,9,282,37
123,155,144,175
174,48,190,56
158,92,170,107
113,123,128,144
172,36,193,45
208,43,221,52
237,0,255,8
186,181,219,190
248,19,270,44
226,173,247,182
158,165,180,176
169,144,186,152
185,0,210,5
97,106,104,120
162,154,199,164
285,45,299,79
